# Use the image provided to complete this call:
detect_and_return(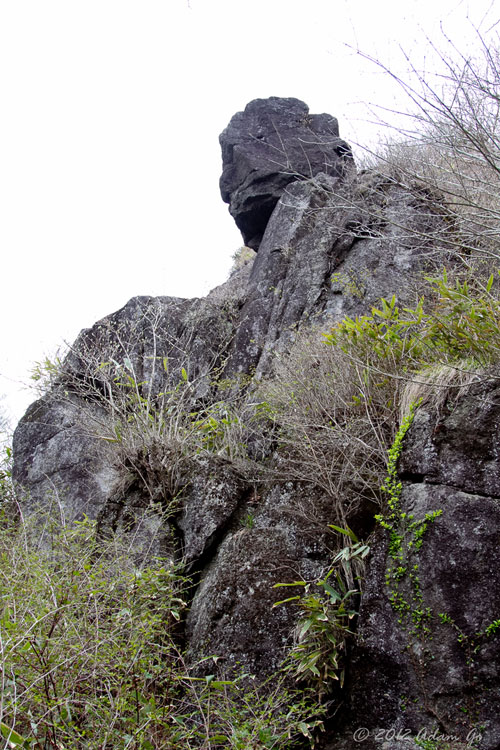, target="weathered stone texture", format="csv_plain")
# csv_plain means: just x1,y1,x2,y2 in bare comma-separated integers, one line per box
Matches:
336,380,500,750
226,171,450,377
219,97,353,249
